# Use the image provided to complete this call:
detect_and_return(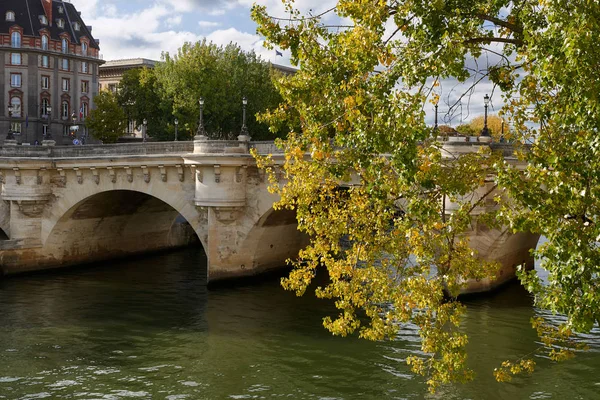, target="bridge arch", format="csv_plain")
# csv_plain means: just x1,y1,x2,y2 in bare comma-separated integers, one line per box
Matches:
41,188,207,267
